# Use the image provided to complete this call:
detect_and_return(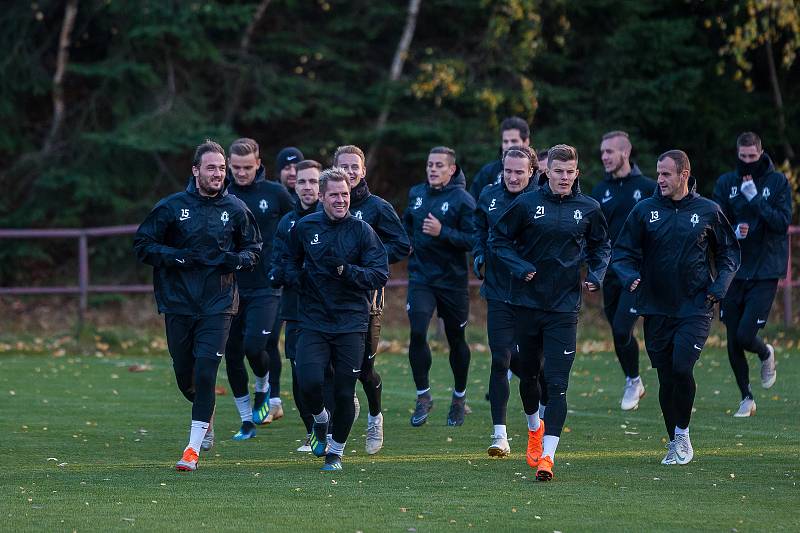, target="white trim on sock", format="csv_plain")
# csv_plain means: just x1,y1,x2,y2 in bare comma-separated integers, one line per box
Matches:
542,435,560,460
255,374,269,393
416,388,430,396
493,424,507,439
234,395,252,423
269,397,282,406
675,425,689,436
453,389,466,398
328,438,345,457
313,409,329,424
526,412,541,432
188,420,210,452
538,403,546,419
